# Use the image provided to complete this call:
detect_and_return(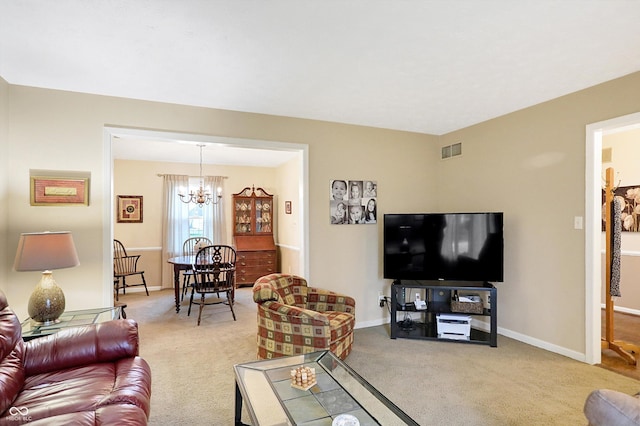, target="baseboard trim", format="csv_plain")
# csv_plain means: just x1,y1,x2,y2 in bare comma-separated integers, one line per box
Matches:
356,318,387,329
117,285,162,294
497,326,586,362
357,317,587,363
600,303,640,316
